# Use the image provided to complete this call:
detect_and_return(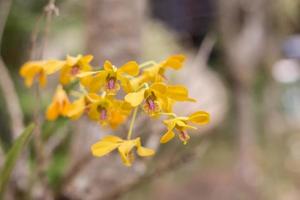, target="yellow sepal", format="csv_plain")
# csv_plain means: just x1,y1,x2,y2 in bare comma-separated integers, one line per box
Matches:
124,88,146,107
188,111,210,125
